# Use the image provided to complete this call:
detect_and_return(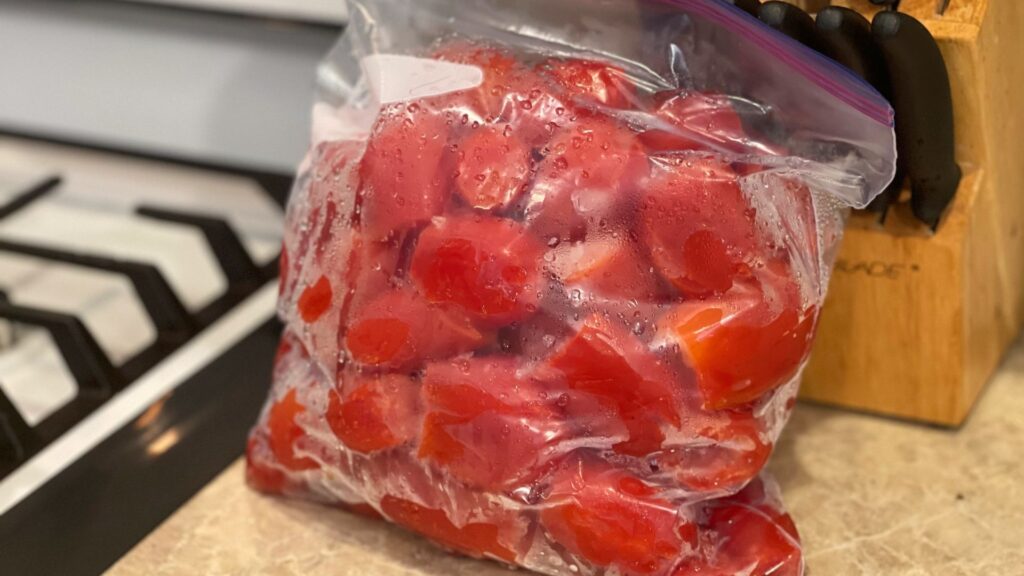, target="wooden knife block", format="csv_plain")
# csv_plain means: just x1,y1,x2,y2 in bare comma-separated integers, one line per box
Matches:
798,0,1024,426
